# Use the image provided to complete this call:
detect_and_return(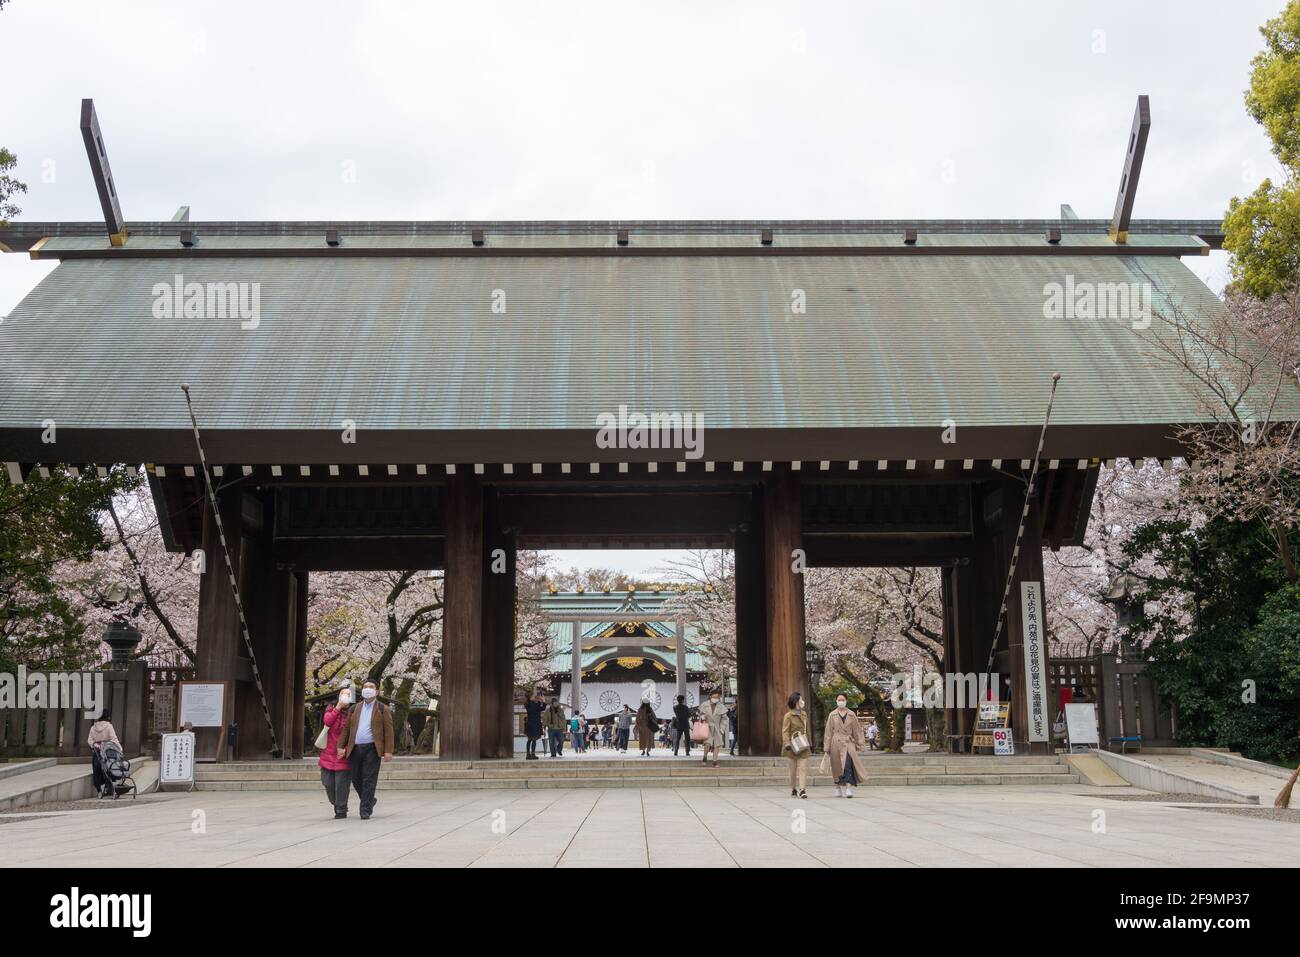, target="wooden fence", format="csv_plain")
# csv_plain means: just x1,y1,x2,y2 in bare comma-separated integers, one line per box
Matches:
1050,651,1176,749
0,661,149,758
145,666,195,756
